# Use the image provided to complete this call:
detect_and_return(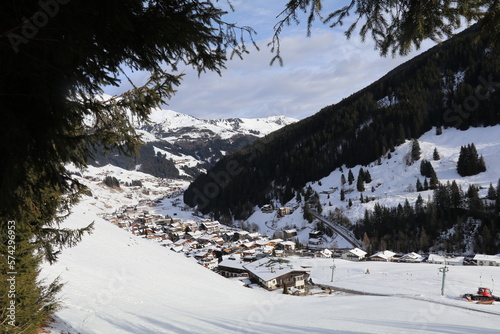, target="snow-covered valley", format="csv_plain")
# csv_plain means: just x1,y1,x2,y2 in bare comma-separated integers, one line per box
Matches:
41,196,500,334
39,126,500,333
